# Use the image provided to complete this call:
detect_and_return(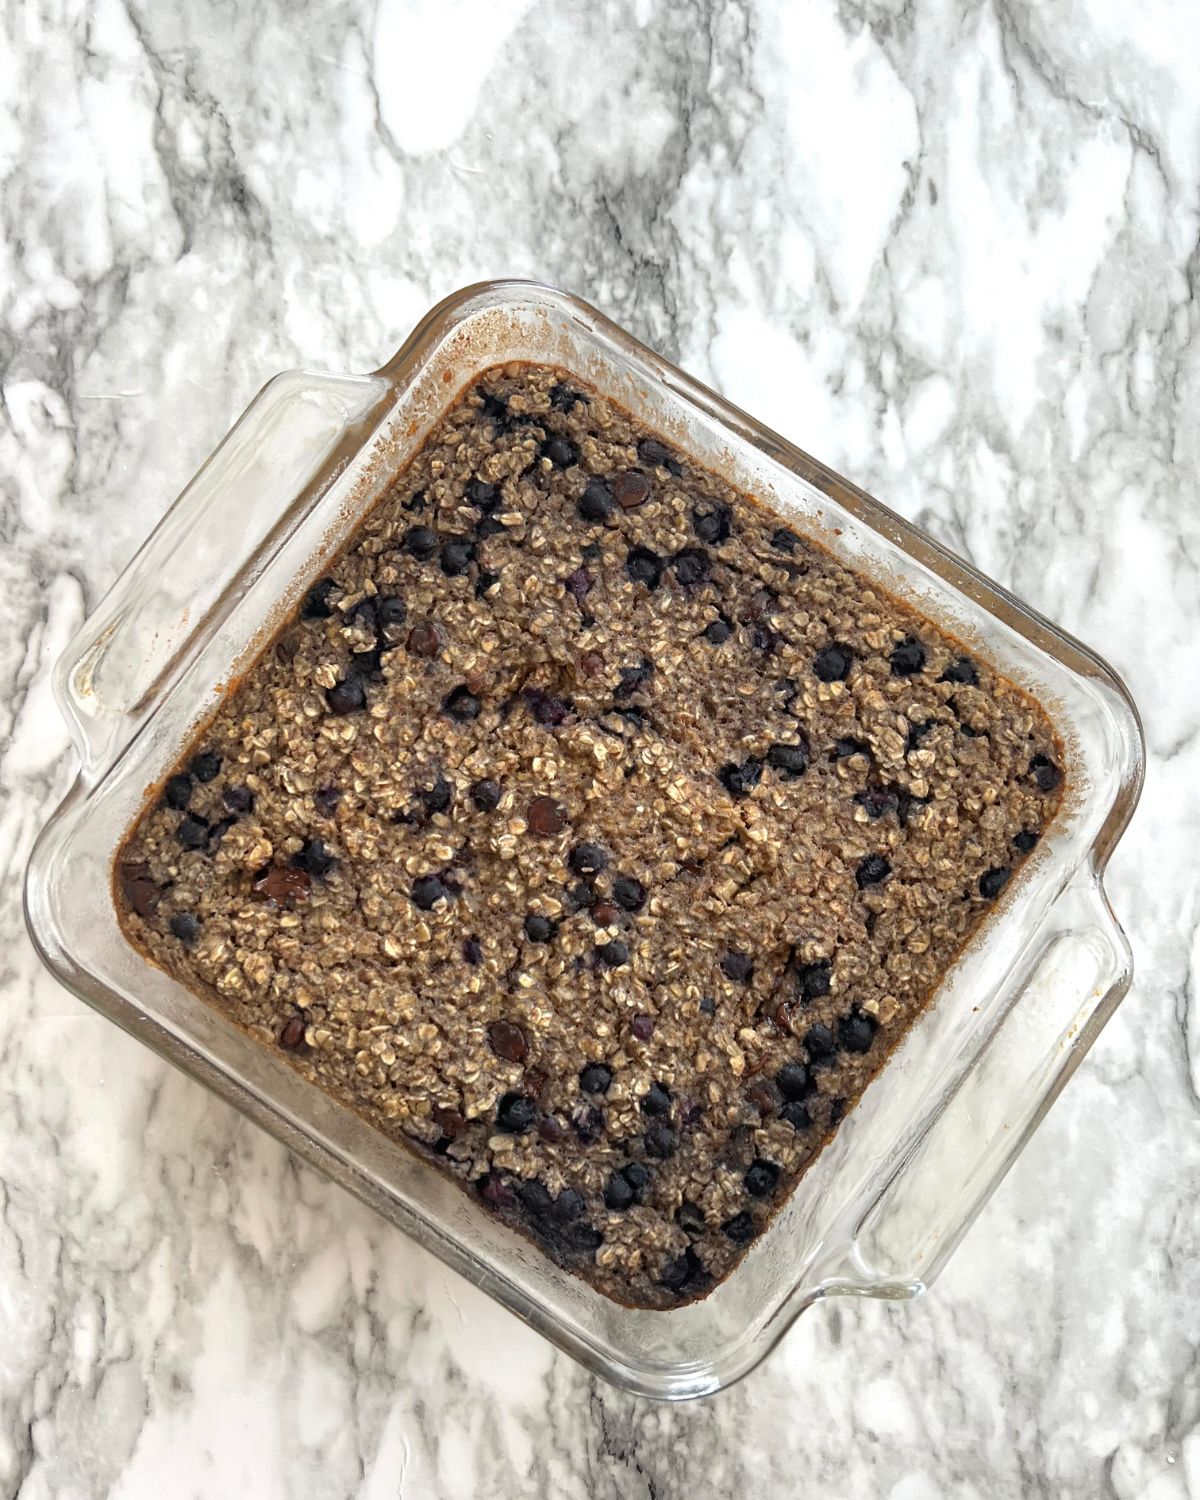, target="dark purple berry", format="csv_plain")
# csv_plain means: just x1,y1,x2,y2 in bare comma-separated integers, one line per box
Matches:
723,1211,757,1244
940,655,978,685
777,1062,810,1100
541,435,578,469
856,854,891,888
563,568,592,605
190,751,221,782
890,636,927,677
580,1062,613,1095
524,689,573,726
411,874,450,910
1013,829,1040,854
814,643,853,682
471,778,502,812
644,1124,677,1159
517,1179,554,1217
721,951,753,983
604,1172,635,1210
327,673,366,715
1030,754,1063,792
704,619,731,645
856,786,899,820
795,959,832,1000
570,1103,604,1141
805,1023,837,1062
612,876,645,912
672,548,711,586
475,571,501,598
838,1010,877,1053
614,658,654,699
402,525,438,561
176,815,209,850
443,685,481,721
523,913,555,943
223,785,254,814
626,546,664,590
718,758,763,799
441,538,475,576
630,1014,655,1041
906,721,934,754
691,504,731,544
568,842,608,877
169,912,201,944
597,939,629,970
979,866,1011,899
744,1159,780,1198
766,741,808,777
496,1092,538,1133
677,1201,706,1236
622,1162,649,1194
641,1082,671,1118
418,775,453,816
164,773,193,810
466,478,499,511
